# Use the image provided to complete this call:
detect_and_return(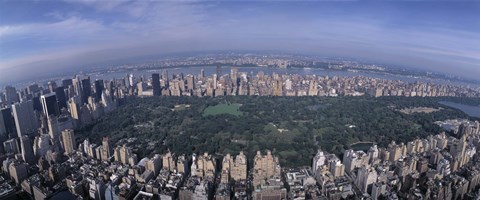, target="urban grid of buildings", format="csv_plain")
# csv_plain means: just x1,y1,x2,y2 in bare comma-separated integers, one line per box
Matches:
0,66,480,200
